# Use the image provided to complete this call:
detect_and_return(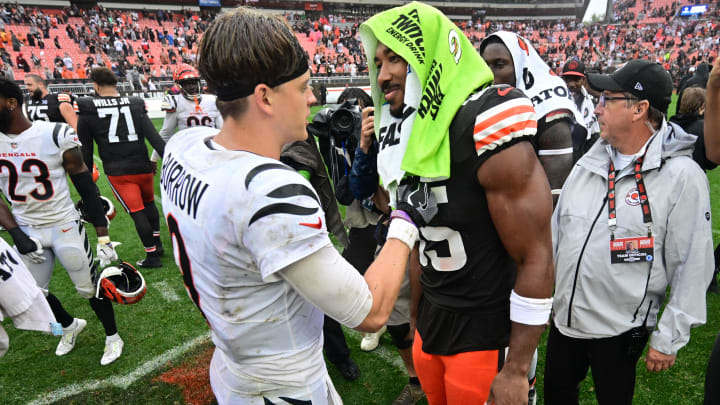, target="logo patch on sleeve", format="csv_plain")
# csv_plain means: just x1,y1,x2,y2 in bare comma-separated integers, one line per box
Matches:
299,217,322,229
